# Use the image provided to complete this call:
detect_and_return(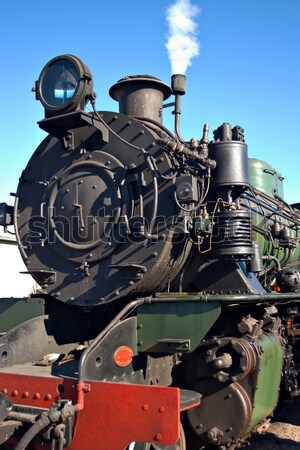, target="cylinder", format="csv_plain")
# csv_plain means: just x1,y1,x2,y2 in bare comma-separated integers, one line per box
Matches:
109,75,172,123
208,140,250,189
